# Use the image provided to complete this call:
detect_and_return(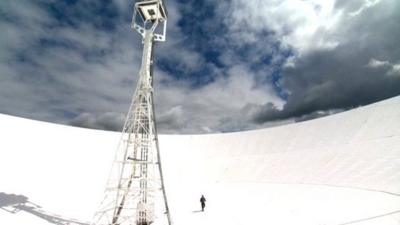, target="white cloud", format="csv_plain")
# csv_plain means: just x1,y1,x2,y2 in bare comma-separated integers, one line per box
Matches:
367,58,390,68
389,64,400,76
154,65,284,133
392,64,400,72
348,0,382,17
219,0,342,55
366,59,400,76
